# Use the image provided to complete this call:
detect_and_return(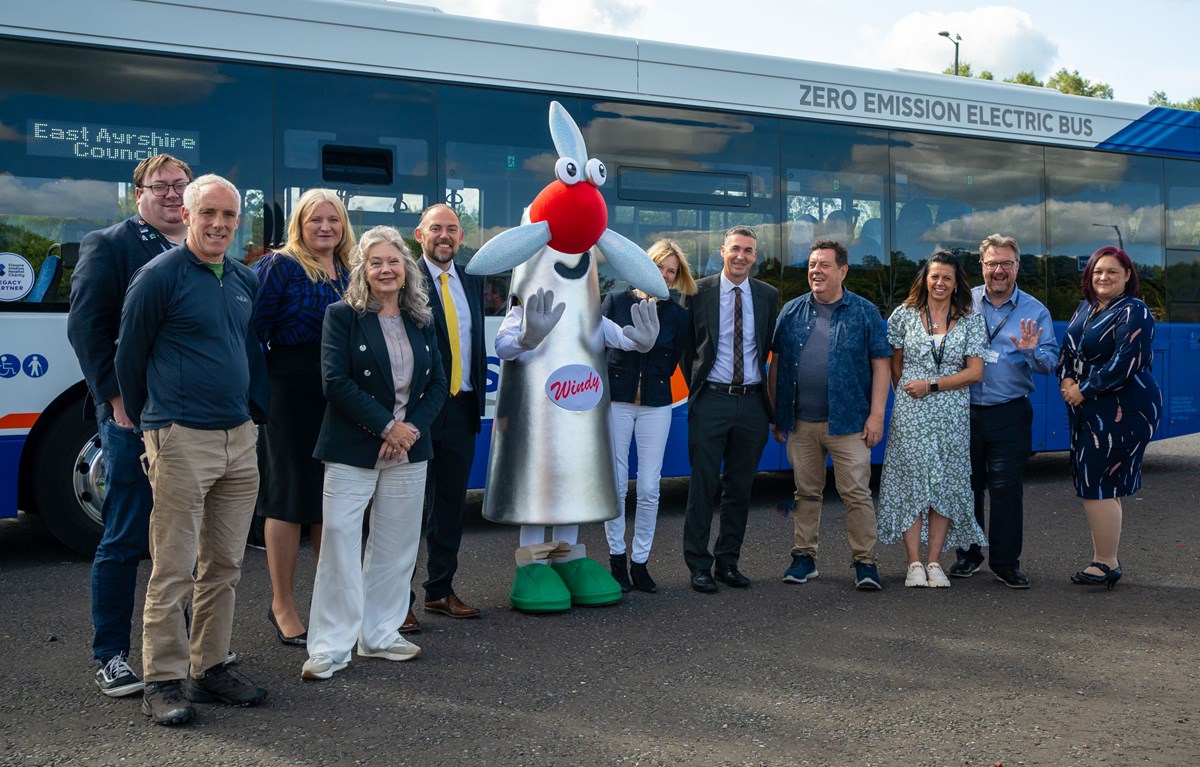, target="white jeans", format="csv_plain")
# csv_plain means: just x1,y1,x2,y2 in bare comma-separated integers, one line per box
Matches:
307,460,426,664
605,402,672,563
